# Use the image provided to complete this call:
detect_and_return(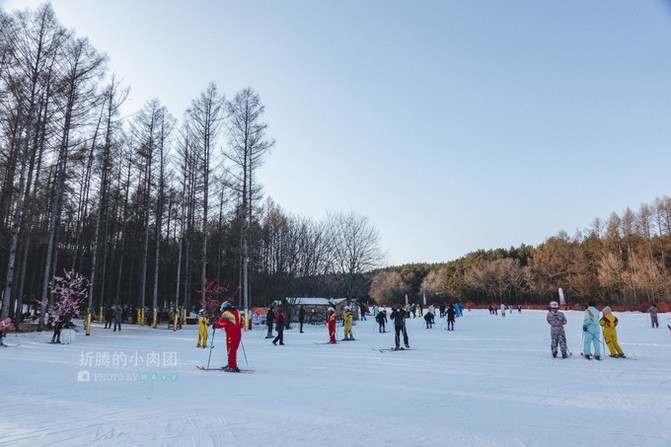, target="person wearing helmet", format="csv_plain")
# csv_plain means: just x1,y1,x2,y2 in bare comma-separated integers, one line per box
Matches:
197,309,209,348
214,300,243,372
326,307,337,343
599,306,626,358
342,306,354,341
583,301,601,360
546,301,568,358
